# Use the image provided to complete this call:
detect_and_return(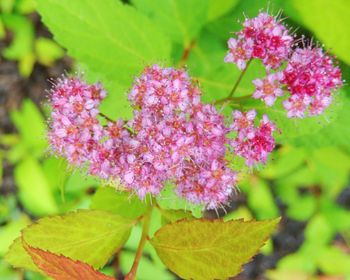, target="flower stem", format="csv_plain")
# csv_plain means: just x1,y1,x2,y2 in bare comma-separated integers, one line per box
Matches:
124,205,153,280
228,58,252,98
215,94,252,105
99,112,114,122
